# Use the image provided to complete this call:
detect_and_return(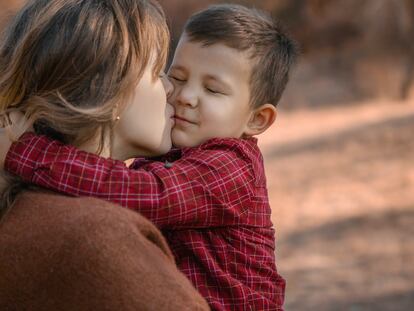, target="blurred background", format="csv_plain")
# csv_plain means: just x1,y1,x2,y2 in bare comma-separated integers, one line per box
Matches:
1,0,413,310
